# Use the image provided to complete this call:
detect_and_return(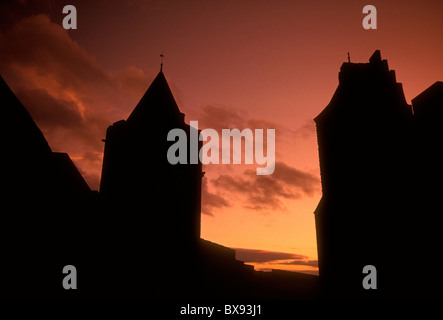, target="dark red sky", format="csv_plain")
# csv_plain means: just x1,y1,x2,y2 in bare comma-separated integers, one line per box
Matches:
1,0,442,273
